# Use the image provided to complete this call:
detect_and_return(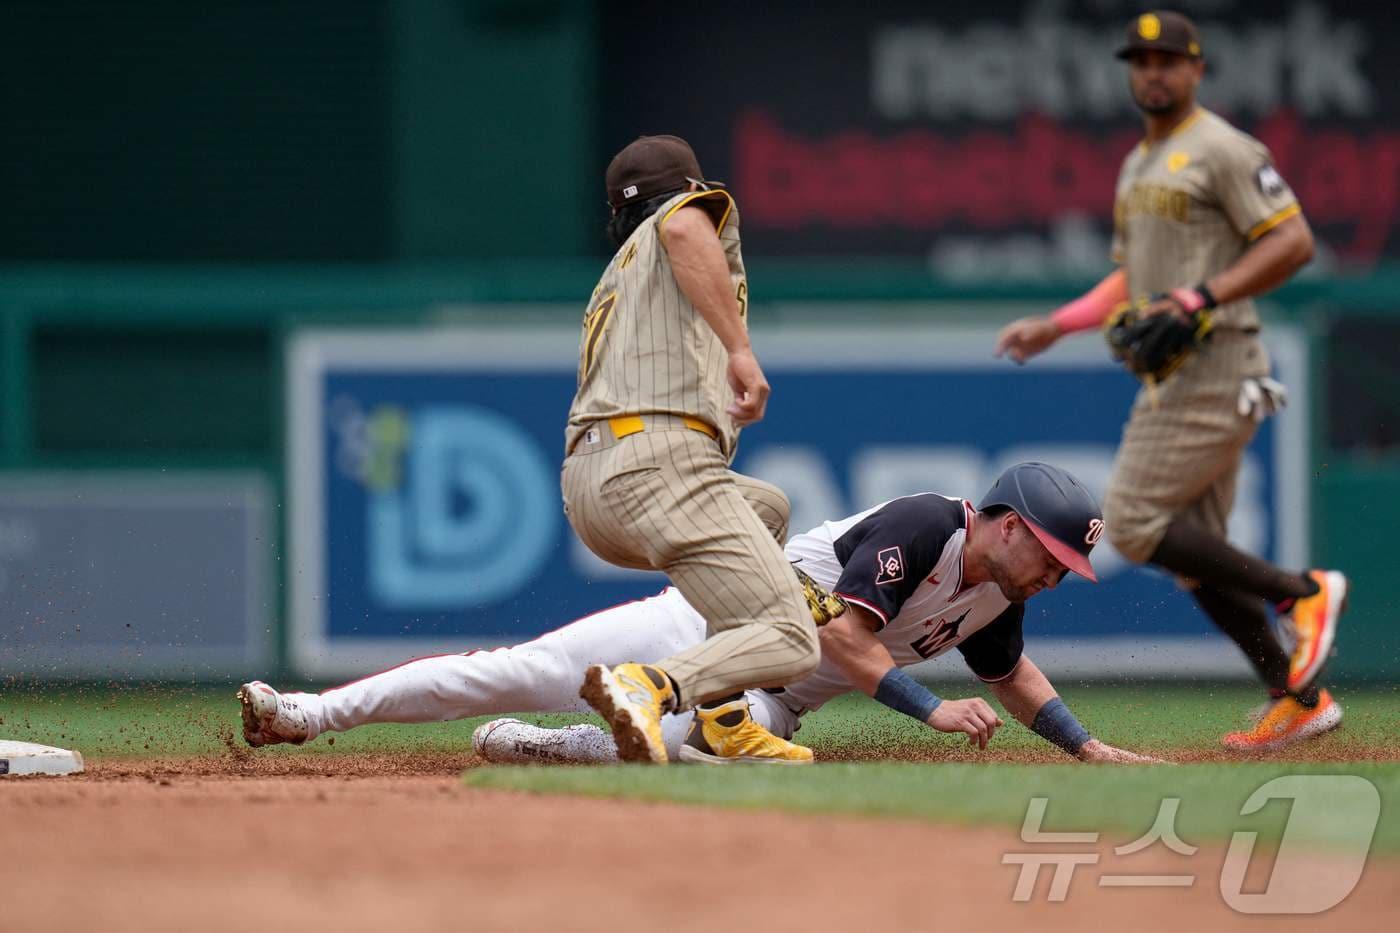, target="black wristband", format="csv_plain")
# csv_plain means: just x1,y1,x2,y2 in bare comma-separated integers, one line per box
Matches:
1194,283,1218,309
873,668,942,724
1030,697,1091,756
